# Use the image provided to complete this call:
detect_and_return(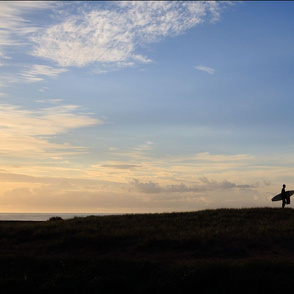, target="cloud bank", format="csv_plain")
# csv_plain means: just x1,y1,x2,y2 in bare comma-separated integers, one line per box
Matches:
131,177,258,194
